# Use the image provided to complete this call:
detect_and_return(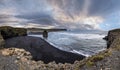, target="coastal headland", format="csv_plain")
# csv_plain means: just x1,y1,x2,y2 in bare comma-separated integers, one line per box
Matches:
0,26,120,70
